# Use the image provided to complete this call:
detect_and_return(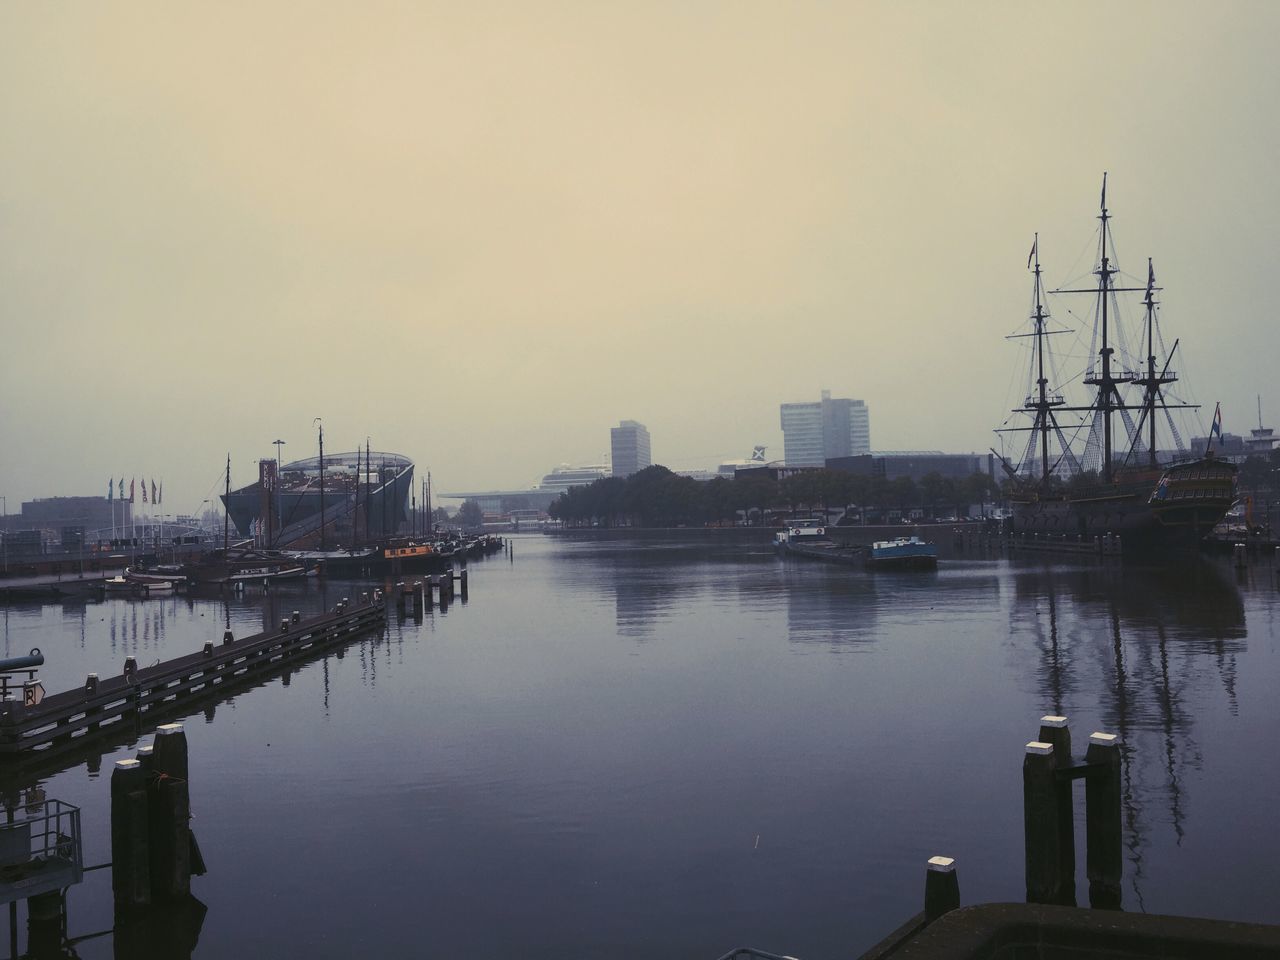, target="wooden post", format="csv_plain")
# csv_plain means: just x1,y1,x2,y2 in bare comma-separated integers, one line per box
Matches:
1085,731,1122,910
153,724,189,782
150,723,192,902
924,856,959,921
111,758,151,913
1037,715,1076,905
1023,740,1059,904
459,569,468,601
